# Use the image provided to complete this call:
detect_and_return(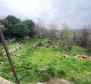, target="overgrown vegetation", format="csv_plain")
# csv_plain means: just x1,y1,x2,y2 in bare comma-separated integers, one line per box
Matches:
0,39,91,84
0,15,91,84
